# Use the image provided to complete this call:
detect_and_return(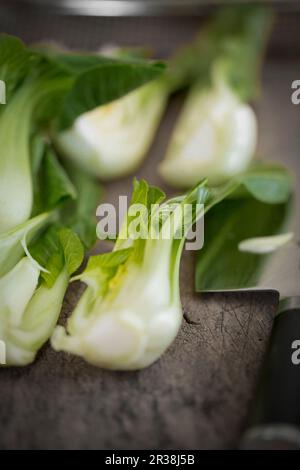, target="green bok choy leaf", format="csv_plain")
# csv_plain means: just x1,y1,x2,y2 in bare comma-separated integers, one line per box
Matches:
196,164,293,291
